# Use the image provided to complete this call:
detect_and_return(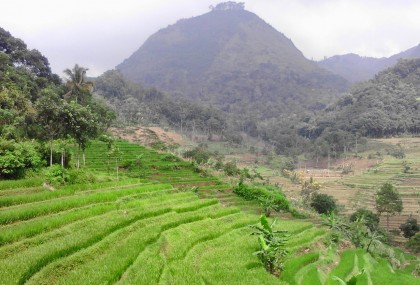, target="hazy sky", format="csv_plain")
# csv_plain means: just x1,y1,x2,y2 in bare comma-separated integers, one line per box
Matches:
1,0,419,76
